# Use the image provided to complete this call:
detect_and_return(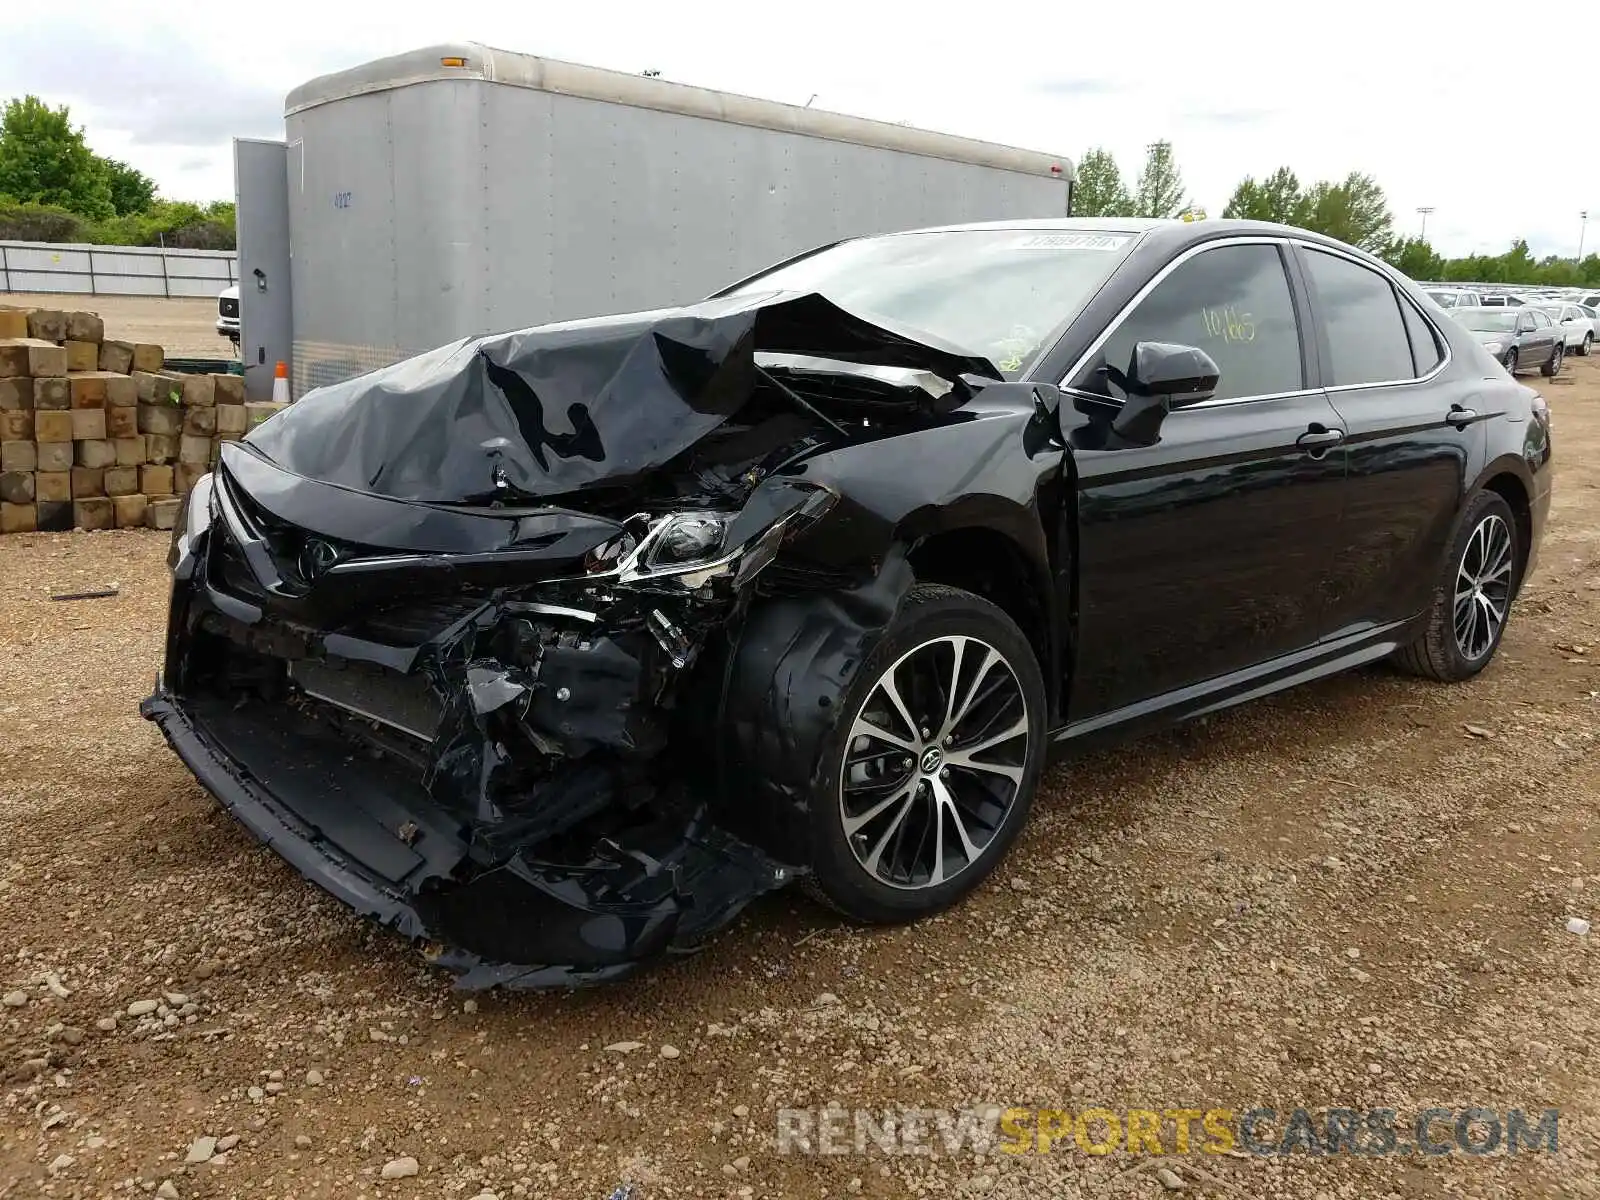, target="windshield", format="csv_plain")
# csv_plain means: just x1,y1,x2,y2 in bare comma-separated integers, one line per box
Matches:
723,228,1139,377
1458,309,1519,332
1426,290,1459,307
